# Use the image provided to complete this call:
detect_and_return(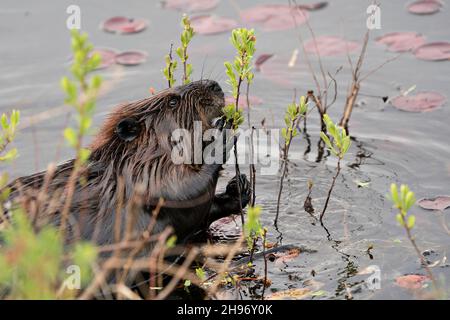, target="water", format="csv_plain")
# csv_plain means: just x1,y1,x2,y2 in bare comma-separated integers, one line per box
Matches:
1,0,449,299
